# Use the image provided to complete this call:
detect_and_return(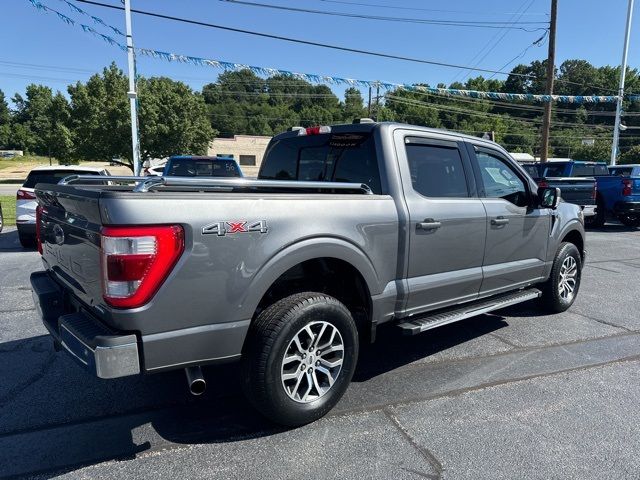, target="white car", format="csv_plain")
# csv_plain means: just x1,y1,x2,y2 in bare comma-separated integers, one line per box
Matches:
16,166,110,247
